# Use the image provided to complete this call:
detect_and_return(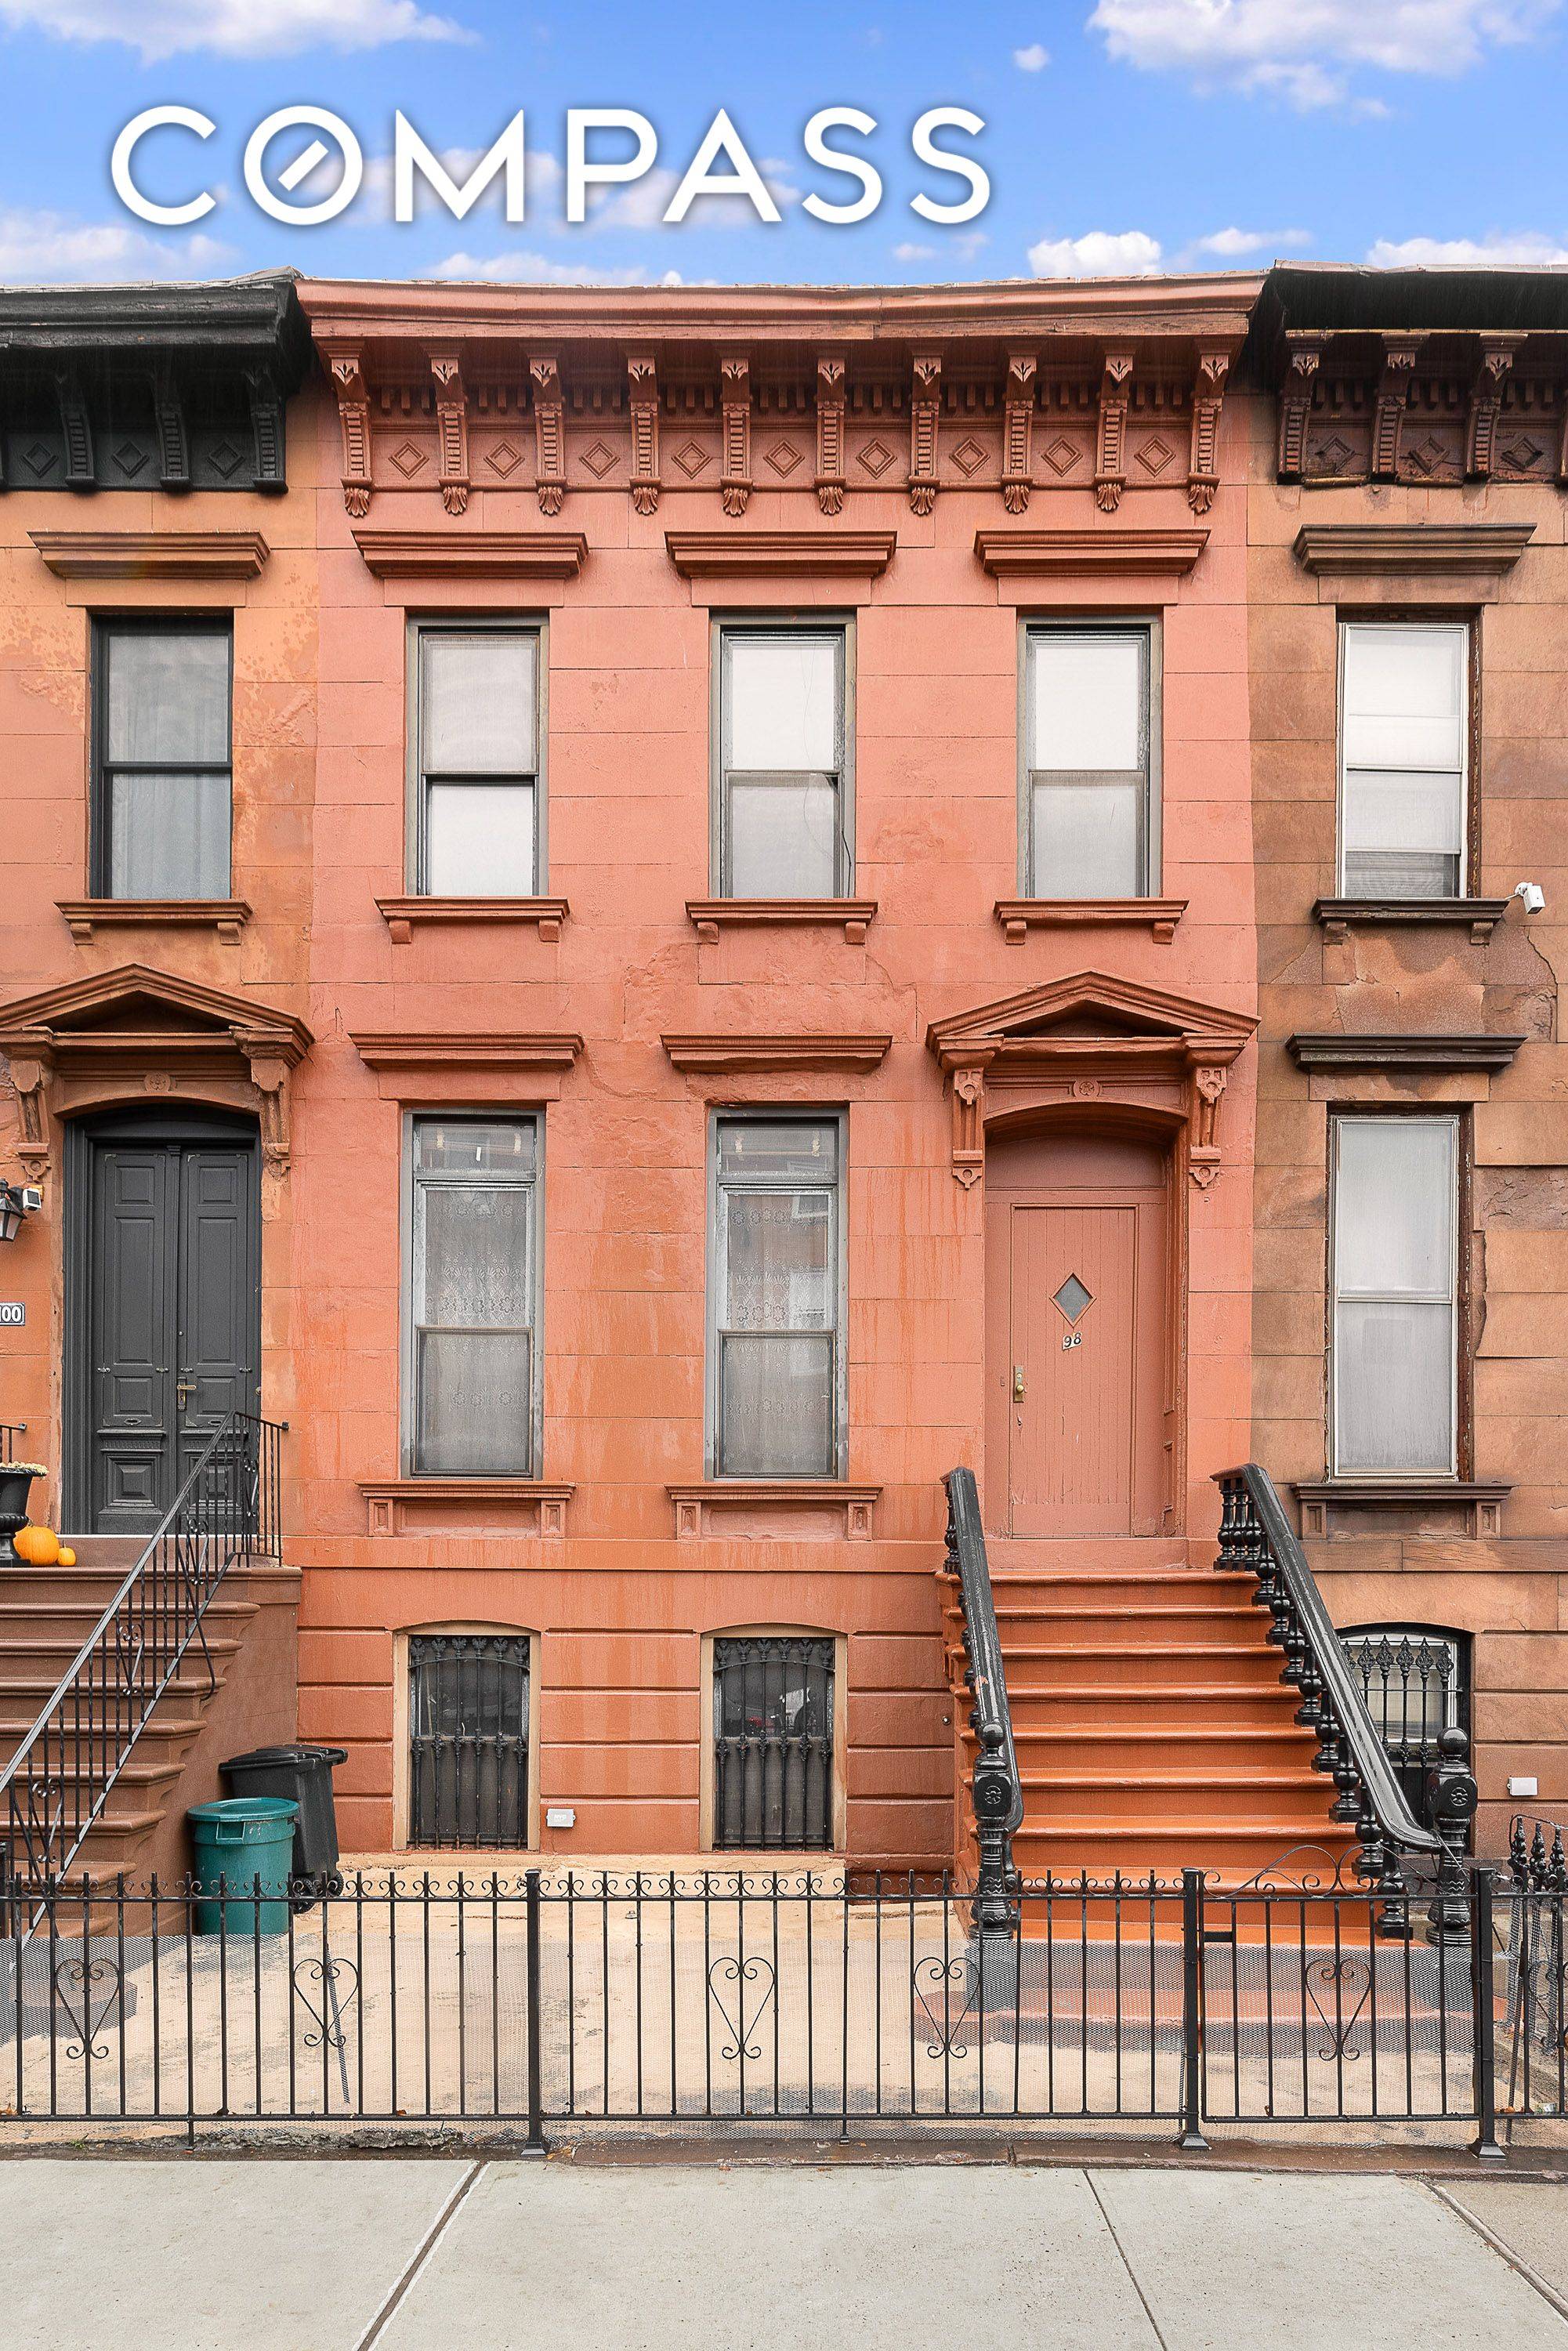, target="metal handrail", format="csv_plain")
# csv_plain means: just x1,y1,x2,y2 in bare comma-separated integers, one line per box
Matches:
1215,1466,1445,1923
943,1466,1020,1935
0,1409,286,1903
